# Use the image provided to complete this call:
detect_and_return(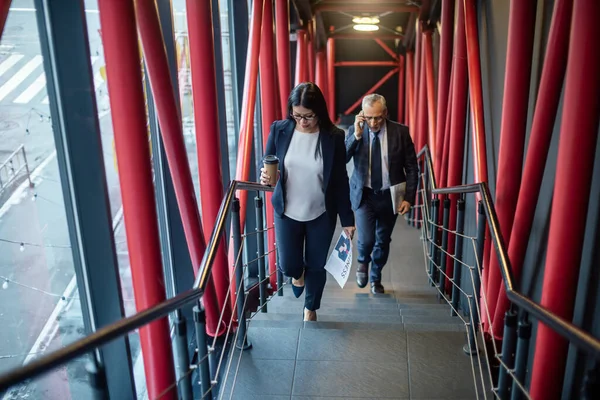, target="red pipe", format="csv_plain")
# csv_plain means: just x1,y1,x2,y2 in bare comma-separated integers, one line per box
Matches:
416,38,428,153
406,51,415,132
397,56,404,123
134,0,224,336
343,68,399,115
445,0,468,293
0,0,10,39
463,0,489,190
259,0,279,291
295,29,307,85
530,1,600,397
424,30,436,163
315,50,328,98
275,0,291,118
492,0,573,337
307,36,315,82
335,61,399,67
97,1,175,398
230,0,264,313
414,23,422,128
434,0,455,180
375,38,398,60
186,0,232,328
326,36,336,121
438,62,454,190
485,0,537,339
